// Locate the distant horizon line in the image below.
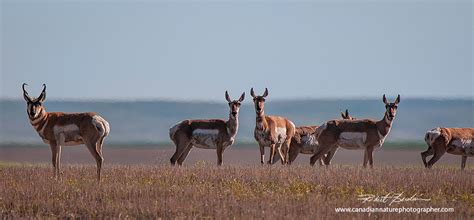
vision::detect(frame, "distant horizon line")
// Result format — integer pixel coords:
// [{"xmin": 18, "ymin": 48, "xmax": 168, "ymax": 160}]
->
[{"xmin": 1, "ymin": 96, "xmax": 472, "ymax": 103}]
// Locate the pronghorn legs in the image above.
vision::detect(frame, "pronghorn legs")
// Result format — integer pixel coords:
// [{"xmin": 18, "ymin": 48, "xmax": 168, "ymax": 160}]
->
[
  {"xmin": 170, "ymin": 134, "xmax": 190, "ymax": 165},
  {"xmin": 282, "ymin": 139, "xmax": 292, "ymax": 165},
  {"xmin": 277, "ymin": 143, "xmax": 286, "ymax": 165},
  {"xmin": 426, "ymin": 150, "xmax": 445, "ymax": 168},
  {"xmin": 259, "ymin": 144, "xmax": 265, "ymax": 165},
  {"xmin": 310, "ymin": 144, "xmax": 334, "ymax": 166},
  {"xmin": 49, "ymin": 142, "xmax": 59, "ymax": 179},
  {"xmin": 56, "ymin": 145, "xmax": 62, "ymax": 179},
  {"xmin": 323, "ymin": 147, "xmax": 338, "ymax": 166},
  {"xmin": 177, "ymin": 143, "xmax": 193, "ymax": 165},
  {"xmin": 368, "ymin": 148, "xmax": 374, "ymax": 168},
  {"xmin": 461, "ymin": 156, "xmax": 467, "ymax": 170},
  {"xmin": 52, "ymin": 133, "xmax": 66, "ymax": 180},
  {"xmin": 85, "ymin": 139, "xmax": 104, "ymax": 181},
  {"xmin": 268, "ymin": 144, "xmax": 277, "ymax": 164},
  {"xmin": 363, "ymin": 149, "xmax": 369, "ymax": 168},
  {"xmin": 363, "ymin": 147, "xmax": 375, "ymax": 168},
  {"xmin": 421, "ymin": 146, "xmax": 434, "ymax": 167},
  {"xmin": 216, "ymin": 146, "xmax": 224, "ymax": 166}
]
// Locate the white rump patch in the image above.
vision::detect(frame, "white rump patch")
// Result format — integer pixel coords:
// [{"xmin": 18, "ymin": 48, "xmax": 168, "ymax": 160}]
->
[
  {"xmin": 301, "ymin": 134, "xmax": 318, "ymax": 146},
  {"xmin": 191, "ymin": 129, "xmax": 219, "ymax": 149},
  {"xmin": 92, "ymin": 115, "xmax": 110, "ymax": 136},
  {"xmin": 275, "ymin": 127, "xmax": 286, "ymax": 135},
  {"xmin": 338, "ymin": 132, "xmax": 367, "ymax": 149},
  {"xmin": 299, "ymin": 134, "xmax": 319, "ymax": 154},
  {"xmin": 275, "ymin": 127, "xmax": 287, "ymax": 143},
  {"xmin": 425, "ymin": 128, "xmax": 441, "ymax": 146}
]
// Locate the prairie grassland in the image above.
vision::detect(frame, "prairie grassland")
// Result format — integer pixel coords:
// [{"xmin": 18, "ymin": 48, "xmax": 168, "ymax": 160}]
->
[{"xmin": 0, "ymin": 163, "xmax": 473, "ymax": 219}]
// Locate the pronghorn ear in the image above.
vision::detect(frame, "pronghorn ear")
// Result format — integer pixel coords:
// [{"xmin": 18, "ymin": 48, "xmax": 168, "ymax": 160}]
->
[
  {"xmin": 238, "ymin": 92, "xmax": 245, "ymax": 102},
  {"xmin": 250, "ymin": 88, "xmax": 256, "ymax": 98},
  {"xmin": 394, "ymin": 94, "xmax": 400, "ymax": 104},
  {"xmin": 383, "ymin": 94, "xmax": 388, "ymax": 105},
  {"xmin": 341, "ymin": 111, "xmax": 346, "ymax": 119},
  {"xmin": 225, "ymin": 91, "xmax": 231, "ymax": 103},
  {"xmin": 38, "ymin": 84, "xmax": 46, "ymax": 103},
  {"xmin": 262, "ymin": 88, "xmax": 268, "ymax": 97},
  {"xmin": 22, "ymin": 83, "xmax": 32, "ymax": 103}
]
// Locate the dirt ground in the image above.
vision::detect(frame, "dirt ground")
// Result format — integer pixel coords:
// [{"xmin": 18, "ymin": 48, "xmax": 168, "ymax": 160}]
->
[{"xmin": 0, "ymin": 145, "xmax": 468, "ymax": 168}]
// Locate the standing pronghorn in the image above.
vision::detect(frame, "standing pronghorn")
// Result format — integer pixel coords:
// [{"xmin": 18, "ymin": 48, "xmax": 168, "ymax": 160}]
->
[
  {"xmin": 22, "ymin": 84, "xmax": 110, "ymax": 180},
  {"xmin": 251, "ymin": 88, "xmax": 296, "ymax": 165},
  {"xmin": 169, "ymin": 91, "xmax": 245, "ymax": 166},
  {"xmin": 310, "ymin": 95, "xmax": 400, "ymax": 168},
  {"xmin": 422, "ymin": 127, "xmax": 474, "ymax": 170},
  {"xmin": 288, "ymin": 109, "xmax": 356, "ymax": 164}
]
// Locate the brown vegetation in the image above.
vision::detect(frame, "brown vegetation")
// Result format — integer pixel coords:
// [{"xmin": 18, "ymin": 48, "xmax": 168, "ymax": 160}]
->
[{"xmin": 0, "ymin": 163, "xmax": 472, "ymax": 219}]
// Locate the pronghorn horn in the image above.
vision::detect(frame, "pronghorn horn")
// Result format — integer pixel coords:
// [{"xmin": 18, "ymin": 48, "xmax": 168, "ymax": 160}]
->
[
  {"xmin": 345, "ymin": 109, "xmax": 349, "ymax": 117},
  {"xmin": 22, "ymin": 83, "xmax": 28, "ymax": 95},
  {"xmin": 22, "ymin": 83, "xmax": 32, "ymax": 102},
  {"xmin": 383, "ymin": 94, "xmax": 388, "ymax": 104},
  {"xmin": 238, "ymin": 92, "xmax": 245, "ymax": 102},
  {"xmin": 262, "ymin": 88, "xmax": 268, "ymax": 97},
  {"xmin": 250, "ymin": 88, "xmax": 256, "ymax": 98},
  {"xmin": 225, "ymin": 91, "xmax": 231, "ymax": 103},
  {"xmin": 38, "ymin": 84, "xmax": 46, "ymax": 102}
]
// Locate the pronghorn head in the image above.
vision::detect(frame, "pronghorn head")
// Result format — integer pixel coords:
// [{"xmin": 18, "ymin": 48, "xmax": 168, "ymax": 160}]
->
[
  {"xmin": 225, "ymin": 91, "xmax": 245, "ymax": 118},
  {"xmin": 383, "ymin": 94, "xmax": 400, "ymax": 121},
  {"xmin": 22, "ymin": 83, "xmax": 46, "ymax": 119},
  {"xmin": 341, "ymin": 109, "xmax": 356, "ymax": 120},
  {"xmin": 250, "ymin": 88, "xmax": 268, "ymax": 117}
]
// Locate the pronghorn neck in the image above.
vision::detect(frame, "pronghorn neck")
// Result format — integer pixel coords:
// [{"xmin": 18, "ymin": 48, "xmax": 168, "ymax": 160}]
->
[
  {"xmin": 226, "ymin": 113, "xmax": 239, "ymax": 136},
  {"xmin": 377, "ymin": 112, "xmax": 393, "ymax": 137},
  {"xmin": 29, "ymin": 108, "xmax": 48, "ymax": 126},
  {"xmin": 255, "ymin": 113, "xmax": 267, "ymax": 131},
  {"xmin": 29, "ymin": 108, "xmax": 49, "ymax": 138}
]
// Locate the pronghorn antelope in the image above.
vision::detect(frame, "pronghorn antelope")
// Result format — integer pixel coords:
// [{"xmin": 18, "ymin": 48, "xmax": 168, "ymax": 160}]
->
[
  {"xmin": 169, "ymin": 91, "xmax": 245, "ymax": 166},
  {"xmin": 422, "ymin": 127, "xmax": 474, "ymax": 170},
  {"xmin": 341, "ymin": 109, "xmax": 356, "ymax": 120},
  {"xmin": 310, "ymin": 95, "xmax": 400, "ymax": 168},
  {"xmin": 288, "ymin": 109, "xmax": 356, "ymax": 164},
  {"xmin": 22, "ymin": 84, "xmax": 110, "ymax": 180},
  {"xmin": 251, "ymin": 88, "xmax": 296, "ymax": 165}
]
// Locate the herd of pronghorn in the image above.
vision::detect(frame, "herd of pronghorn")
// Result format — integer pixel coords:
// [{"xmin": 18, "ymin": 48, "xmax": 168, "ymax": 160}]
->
[{"xmin": 22, "ymin": 84, "xmax": 473, "ymax": 180}]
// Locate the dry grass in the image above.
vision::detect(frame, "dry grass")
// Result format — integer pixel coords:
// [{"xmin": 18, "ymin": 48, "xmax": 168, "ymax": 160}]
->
[{"xmin": 0, "ymin": 162, "xmax": 473, "ymax": 219}]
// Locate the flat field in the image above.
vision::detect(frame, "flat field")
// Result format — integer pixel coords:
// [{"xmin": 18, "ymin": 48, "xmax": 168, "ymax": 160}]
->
[{"xmin": 0, "ymin": 146, "xmax": 473, "ymax": 219}]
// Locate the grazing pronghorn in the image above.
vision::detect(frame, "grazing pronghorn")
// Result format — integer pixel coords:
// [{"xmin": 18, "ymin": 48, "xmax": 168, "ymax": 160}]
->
[
  {"xmin": 169, "ymin": 91, "xmax": 245, "ymax": 166},
  {"xmin": 22, "ymin": 83, "xmax": 110, "ymax": 180},
  {"xmin": 422, "ymin": 127, "xmax": 474, "ymax": 170},
  {"xmin": 288, "ymin": 109, "xmax": 356, "ymax": 164},
  {"xmin": 310, "ymin": 95, "xmax": 400, "ymax": 168},
  {"xmin": 251, "ymin": 88, "xmax": 296, "ymax": 165}
]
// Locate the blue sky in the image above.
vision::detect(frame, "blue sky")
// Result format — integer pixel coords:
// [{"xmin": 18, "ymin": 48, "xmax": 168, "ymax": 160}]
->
[{"xmin": 1, "ymin": 0, "xmax": 472, "ymax": 101}]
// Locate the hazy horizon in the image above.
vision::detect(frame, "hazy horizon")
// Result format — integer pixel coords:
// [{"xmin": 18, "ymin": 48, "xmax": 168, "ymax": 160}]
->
[
  {"xmin": 2, "ymin": 98, "xmax": 472, "ymax": 144},
  {"xmin": 1, "ymin": 95, "xmax": 472, "ymax": 103}
]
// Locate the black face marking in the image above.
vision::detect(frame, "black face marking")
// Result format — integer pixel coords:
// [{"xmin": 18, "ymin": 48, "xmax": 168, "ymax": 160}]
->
[{"xmin": 27, "ymin": 100, "xmax": 43, "ymax": 118}]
